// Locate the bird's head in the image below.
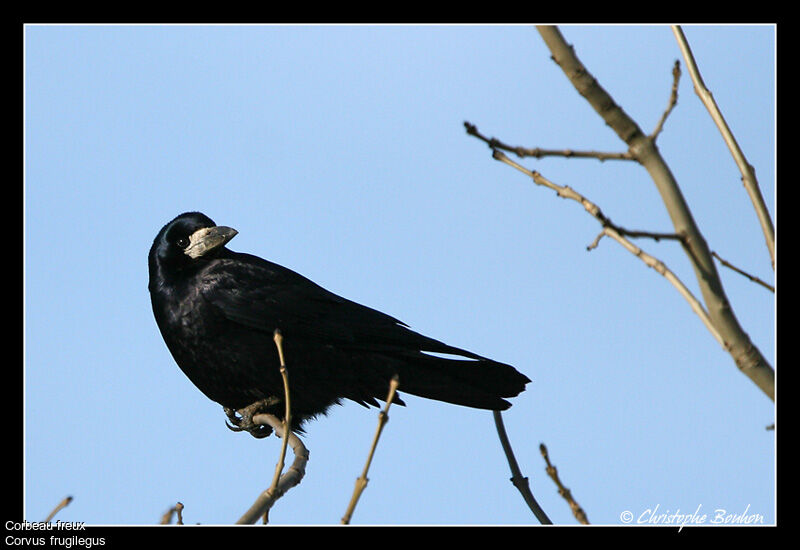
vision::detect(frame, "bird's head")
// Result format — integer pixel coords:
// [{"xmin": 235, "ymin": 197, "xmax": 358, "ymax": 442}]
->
[{"xmin": 148, "ymin": 212, "xmax": 238, "ymax": 285}]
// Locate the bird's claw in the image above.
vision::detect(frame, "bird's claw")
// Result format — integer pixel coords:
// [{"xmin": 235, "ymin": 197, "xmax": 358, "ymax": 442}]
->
[{"xmin": 223, "ymin": 399, "xmax": 280, "ymax": 439}]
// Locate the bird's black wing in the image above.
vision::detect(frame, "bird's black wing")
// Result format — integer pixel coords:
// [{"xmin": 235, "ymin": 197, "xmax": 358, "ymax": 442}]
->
[
  {"xmin": 199, "ymin": 252, "xmax": 487, "ymax": 359},
  {"xmin": 199, "ymin": 252, "xmax": 529, "ymax": 411}
]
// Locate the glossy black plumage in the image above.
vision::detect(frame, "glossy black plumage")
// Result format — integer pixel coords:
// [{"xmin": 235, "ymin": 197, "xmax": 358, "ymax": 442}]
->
[{"xmin": 148, "ymin": 212, "xmax": 530, "ymax": 431}]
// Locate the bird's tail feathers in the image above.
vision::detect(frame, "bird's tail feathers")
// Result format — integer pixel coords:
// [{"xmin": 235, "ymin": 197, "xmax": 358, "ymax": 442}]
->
[{"xmin": 380, "ymin": 348, "xmax": 530, "ymax": 411}]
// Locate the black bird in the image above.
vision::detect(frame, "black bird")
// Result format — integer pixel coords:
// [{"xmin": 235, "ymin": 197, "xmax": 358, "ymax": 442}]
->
[{"xmin": 148, "ymin": 212, "xmax": 529, "ymax": 433}]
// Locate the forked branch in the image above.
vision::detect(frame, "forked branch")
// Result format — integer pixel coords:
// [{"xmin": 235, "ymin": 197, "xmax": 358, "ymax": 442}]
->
[
  {"xmin": 236, "ymin": 413, "xmax": 309, "ymax": 524},
  {"xmin": 521, "ymin": 26, "xmax": 774, "ymax": 400},
  {"xmin": 236, "ymin": 330, "xmax": 309, "ymax": 525},
  {"xmin": 471, "ymin": 142, "xmax": 726, "ymax": 348}
]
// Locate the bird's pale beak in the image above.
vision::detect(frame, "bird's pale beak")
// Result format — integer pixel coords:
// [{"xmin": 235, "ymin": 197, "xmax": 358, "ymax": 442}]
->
[{"xmin": 184, "ymin": 226, "xmax": 238, "ymax": 259}]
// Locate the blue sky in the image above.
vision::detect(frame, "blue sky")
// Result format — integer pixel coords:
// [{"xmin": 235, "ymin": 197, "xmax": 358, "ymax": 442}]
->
[{"xmin": 24, "ymin": 24, "xmax": 775, "ymax": 526}]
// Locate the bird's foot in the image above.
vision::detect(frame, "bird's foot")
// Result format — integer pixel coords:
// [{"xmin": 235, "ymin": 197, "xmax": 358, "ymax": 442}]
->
[{"xmin": 224, "ymin": 398, "xmax": 281, "ymax": 439}]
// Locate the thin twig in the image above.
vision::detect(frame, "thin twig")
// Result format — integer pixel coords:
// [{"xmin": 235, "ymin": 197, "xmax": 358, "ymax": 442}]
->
[
  {"xmin": 160, "ymin": 502, "xmax": 185, "ymax": 525},
  {"xmin": 175, "ymin": 502, "xmax": 184, "ymax": 525},
  {"xmin": 711, "ymin": 251, "xmax": 774, "ymax": 293},
  {"xmin": 468, "ymin": 123, "xmax": 684, "ymax": 247},
  {"xmin": 236, "ymin": 330, "xmax": 307, "ymax": 525},
  {"xmin": 650, "ymin": 60, "xmax": 681, "ymax": 140},
  {"xmin": 43, "ymin": 496, "xmax": 73, "ymax": 522},
  {"xmin": 483, "ymin": 146, "xmax": 725, "ymax": 348},
  {"xmin": 604, "ymin": 226, "xmax": 724, "ymax": 346},
  {"xmin": 493, "ymin": 411, "xmax": 552, "ymax": 524},
  {"xmin": 540, "ymin": 444, "xmax": 589, "ymax": 525},
  {"xmin": 236, "ymin": 413, "xmax": 309, "ymax": 524},
  {"xmin": 341, "ymin": 375, "xmax": 400, "ymax": 525},
  {"xmin": 672, "ymin": 25, "xmax": 774, "ymax": 270},
  {"xmin": 587, "ymin": 227, "xmax": 684, "ymax": 250},
  {"xmin": 265, "ymin": 329, "xmax": 291, "ymax": 523},
  {"xmin": 464, "ymin": 122, "xmax": 632, "ymax": 162}
]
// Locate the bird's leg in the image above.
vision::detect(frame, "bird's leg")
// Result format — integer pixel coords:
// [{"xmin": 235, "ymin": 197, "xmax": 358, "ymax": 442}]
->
[{"xmin": 224, "ymin": 397, "xmax": 282, "ymax": 439}]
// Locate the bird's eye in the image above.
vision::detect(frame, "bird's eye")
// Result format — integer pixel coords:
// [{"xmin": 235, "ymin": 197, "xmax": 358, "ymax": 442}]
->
[{"xmin": 176, "ymin": 237, "xmax": 190, "ymax": 249}]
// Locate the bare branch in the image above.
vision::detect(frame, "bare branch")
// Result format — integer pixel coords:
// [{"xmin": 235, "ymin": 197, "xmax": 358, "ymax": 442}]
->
[
  {"xmin": 535, "ymin": 26, "xmax": 645, "ymax": 146},
  {"xmin": 486, "ymin": 148, "xmax": 725, "ymax": 348},
  {"xmin": 470, "ymin": 134, "xmax": 679, "ymax": 246},
  {"xmin": 236, "ymin": 413, "xmax": 309, "ymax": 524},
  {"xmin": 43, "ymin": 496, "xmax": 73, "ymax": 523},
  {"xmin": 160, "ymin": 502, "xmax": 184, "ymax": 525},
  {"xmin": 467, "ymin": 123, "xmax": 666, "ymax": 240},
  {"xmin": 341, "ymin": 375, "xmax": 400, "ymax": 525},
  {"xmin": 266, "ymin": 329, "xmax": 292, "ymax": 523},
  {"xmin": 650, "ymin": 60, "xmax": 682, "ymax": 140},
  {"xmin": 493, "ymin": 411, "xmax": 552, "ymax": 524},
  {"xmin": 535, "ymin": 25, "xmax": 774, "ymax": 400},
  {"xmin": 672, "ymin": 25, "xmax": 775, "ymax": 269},
  {"xmin": 236, "ymin": 330, "xmax": 308, "ymax": 525},
  {"xmin": 587, "ymin": 227, "xmax": 684, "ymax": 250},
  {"xmin": 540, "ymin": 444, "xmax": 589, "ymax": 525},
  {"xmin": 602, "ymin": 226, "xmax": 725, "ymax": 346},
  {"xmin": 174, "ymin": 502, "xmax": 184, "ymax": 525},
  {"xmin": 464, "ymin": 121, "xmax": 632, "ymax": 162},
  {"xmin": 712, "ymin": 251, "xmax": 775, "ymax": 293}
]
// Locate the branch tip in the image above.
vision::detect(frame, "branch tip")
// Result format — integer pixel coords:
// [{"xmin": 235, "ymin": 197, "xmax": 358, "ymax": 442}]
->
[{"xmin": 540, "ymin": 444, "xmax": 589, "ymax": 525}]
